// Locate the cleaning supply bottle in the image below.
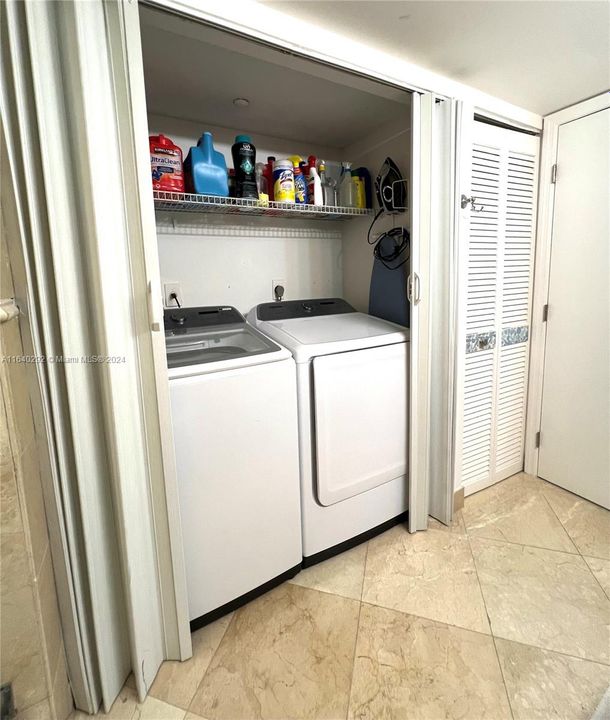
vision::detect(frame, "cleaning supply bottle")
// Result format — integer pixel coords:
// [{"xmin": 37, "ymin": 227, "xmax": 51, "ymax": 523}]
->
[
  {"xmin": 307, "ymin": 160, "xmax": 323, "ymax": 206},
  {"xmin": 231, "ymin": 135, "xmax": 257, "ymax": 199},
  {"xmin": 149, "ymin": 134, "xmax": 184, "ymax": 193},
  {"xmin": 183, "ymin": 132, "xmax": 228, "ymax": 196},
  {"xmin": 338, "ymin": 161, "xmax": 356, "ymax": 208},
  {"xmin": 264, "ymin": 156, "xmax": 275, "ymax": 201},
  {"xmin": 352, "ymin": 175, "xmax": 366, "ymax": 209},
  {"xmin": 318, "ymin": 161, "xmax": 336, "ymax": 207},
  {"xmin": 354, "ymin": 167, "xmax": 372, "ymax": 208},
  {"xmin": 293, "ymin": 161, "xmax": 308, "ymax": 205},
  {"xmin": 273, "ymin": 160, "xmax": 295, "ymax": 203},
  {"xmin": 255, "ymin": 162, "xmax": 269, "ymax": 205}
]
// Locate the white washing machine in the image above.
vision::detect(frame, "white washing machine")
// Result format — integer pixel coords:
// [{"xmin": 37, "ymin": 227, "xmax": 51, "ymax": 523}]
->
[
  {"xmin": 166, "ymin": 306, "xmax": 302, "ymax": 628},
  {"xmin": 248, "ymin": 298, "xmax": 409, "ymax": 564}
]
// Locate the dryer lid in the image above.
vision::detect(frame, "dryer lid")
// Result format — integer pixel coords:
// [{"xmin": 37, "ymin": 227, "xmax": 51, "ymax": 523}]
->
[{"xmin": 274, "ymin": 313, "xmax": 408, "ymax": 345}]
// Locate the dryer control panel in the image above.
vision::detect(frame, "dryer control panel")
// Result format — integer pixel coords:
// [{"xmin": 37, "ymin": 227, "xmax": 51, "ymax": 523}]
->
[{"xmin": 256, "ymin": 297, "xmax": 355, "ymax": 321}]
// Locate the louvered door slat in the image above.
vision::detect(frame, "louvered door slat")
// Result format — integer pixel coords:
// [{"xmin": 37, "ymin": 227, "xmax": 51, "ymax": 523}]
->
[{"xmin": 457, "ymin": 122, "xmax": 539, "ymax": 496}]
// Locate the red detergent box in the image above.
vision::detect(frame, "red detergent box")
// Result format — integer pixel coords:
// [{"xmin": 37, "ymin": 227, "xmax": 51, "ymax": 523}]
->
[{"xmin": 150, "ymin": 134, "xmax": 184, "ymax": 193}]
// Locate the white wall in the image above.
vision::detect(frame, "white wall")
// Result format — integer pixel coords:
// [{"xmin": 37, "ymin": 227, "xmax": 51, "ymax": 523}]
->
[
  {"xmin": 150, "ymin": 114, "xmax": 344, "ymax": 312},
  {"xmin": 342, "ymin": 114, "xmax": 411, "ymax": 313}
]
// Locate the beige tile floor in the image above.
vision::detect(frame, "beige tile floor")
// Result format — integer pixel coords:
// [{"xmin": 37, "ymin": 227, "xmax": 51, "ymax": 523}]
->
[{"xmin": 72, "ymin": 473, "xmax": 610, "ymax": 720}]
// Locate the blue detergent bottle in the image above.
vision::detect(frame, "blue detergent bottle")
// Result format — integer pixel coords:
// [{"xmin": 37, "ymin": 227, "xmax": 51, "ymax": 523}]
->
[{"xmin": 184, "ymin": 132, "xmax": 229, "ymax": 197}]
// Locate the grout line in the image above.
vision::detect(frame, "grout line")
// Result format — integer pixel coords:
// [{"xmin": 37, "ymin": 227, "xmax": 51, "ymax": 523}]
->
[
  {"xmin": 466, "ymin": 533, "xmax": 582, "ymax": 557},
  {"xmin": 488, "ymin": 634, "xmax": 610, "ymax": 668},
  {"xmin": 537, "ymin": 482, "xmax": 581, "ymax": 555},
  {"xmin": 359, "ymin": 540, "xmax": 370, "ymax": 603},
  {"xmin": 345, "ymin": 598, "xmax": 364, "ymax": 720},
  {"xmin": 581, "ymin": 556, "xmax": 610, "ymax": 602},
  {"xmin": 184, "ymin": 612, "xmax": 236, "ymax": 715},
  {"xmin": 466, "ymin": 533, "xmax": 515, "ymax": 720}
]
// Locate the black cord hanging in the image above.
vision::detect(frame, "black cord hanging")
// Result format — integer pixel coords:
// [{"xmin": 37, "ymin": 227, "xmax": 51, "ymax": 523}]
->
[{"xmin": 367, "ymin": 209, "xmax": 410, "ymax": 270}]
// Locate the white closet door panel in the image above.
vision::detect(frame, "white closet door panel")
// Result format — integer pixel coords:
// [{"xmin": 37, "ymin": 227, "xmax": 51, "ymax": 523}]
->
[
  {"xmin": 461, "ymin": 350, "xmax": 494, "ymax": 486},
  {"xmin": 466, "ymin": 146, "xmax": 500, "ymax": 334},
  {"xmin": 495, "ymin": 344, "xmax": 529, "ymax": 477},
  {"xmin": 458, "ymin": 121, "xmax": 539, "ymax": 495}
]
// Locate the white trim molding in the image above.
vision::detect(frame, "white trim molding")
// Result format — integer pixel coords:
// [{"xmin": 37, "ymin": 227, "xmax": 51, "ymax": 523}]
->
[{"xmin": 524, "ymin": 92, "xmax": 610, "ymax": 475}]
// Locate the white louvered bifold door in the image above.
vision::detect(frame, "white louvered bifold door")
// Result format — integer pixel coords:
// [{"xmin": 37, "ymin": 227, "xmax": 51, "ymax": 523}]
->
[{"xmin": 456, "ymin": 121, "xmax": 539, "ymax": 495}]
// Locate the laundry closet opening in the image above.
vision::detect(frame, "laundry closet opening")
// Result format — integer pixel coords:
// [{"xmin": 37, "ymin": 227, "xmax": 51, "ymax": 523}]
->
[
  {"xmin": 139, "ymin": 4, "xmax": 414, "ymax": 630},
  {"xmin": 139, "ymin": 5, "xmax": 413, "ymax": 314}
]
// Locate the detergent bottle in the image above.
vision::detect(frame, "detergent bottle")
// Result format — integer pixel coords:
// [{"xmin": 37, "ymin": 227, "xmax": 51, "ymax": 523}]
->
[
  {"xmin": 231, "ymin": 135, "xmax": 258, "ymax": 199},
  {"xmin": 184, "ymin": 132, "xmax": 228, "ymax": 196},
  {"xmin": 149, "ymin": 134, "xmax": 184, "ymax": 193}
]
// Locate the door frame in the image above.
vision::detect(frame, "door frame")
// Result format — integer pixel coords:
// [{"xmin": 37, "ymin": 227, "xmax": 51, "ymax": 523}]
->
[{"xmin": 524, "ymin": 93, "xmax": 610, "ymax": 475}]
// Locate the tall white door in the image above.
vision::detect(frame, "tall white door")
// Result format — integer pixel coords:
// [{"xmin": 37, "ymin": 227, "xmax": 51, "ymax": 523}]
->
[
  {"xmin": 455, "ymin": 120, "xmax": 540, "ymax": 496},
  {"xmin": 537, "ymin": 108, "xmax": 610, "ymax": 509}
]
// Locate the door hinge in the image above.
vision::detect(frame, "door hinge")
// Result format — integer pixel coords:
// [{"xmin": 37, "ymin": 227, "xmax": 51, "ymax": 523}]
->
[
  {"xmin": 551, "ymin": 164, "xmax": 557, "ymax": 184},
  {"xmin": 542, "ymin": 304, "xmax": 549, "ymax": 322},
  {"xmin": 535, "ymin": 431, "xmax": 541, "ymax": 448}
]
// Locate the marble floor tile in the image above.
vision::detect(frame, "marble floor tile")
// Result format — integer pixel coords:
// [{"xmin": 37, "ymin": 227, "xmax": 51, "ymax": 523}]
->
[
  {"xmin": 71, "ymin": 687, "xmax": 185, "ymax": 720},
  {"xmin": 289, "ymin": 542, "xmax": 367, "ymax": 600},
  {"xmin": 71, "ymin": 686, "xmax": 138, "ymax": 720},
  {"xmin": 463, "ymin": 473, "xmax": 577, "ymax": 552},
  {"xmin": 132, "ymin": 695, "xmax": 185, "ymax": 720},
  {"xmin": 427, "ymin": 509, "xmax": 466, "ymax": 534},
  {"xmin": 541, "ymin": 481, "xmax": 610, "ymax": 559},
  {"xmin": 149, "ymin": 614, "xmax": 232, "ymax": 710},
  {"xmin": 362, "ymin": 524, "xmax": 490, "ymax": 633},
  {"xmin": 18, "ymin": 699, "xmax": 52, "ymax": 720},
  {"xmin": 348, "ymin": 603, "xmax": 511, "ymax": 720},
  {"xmin": 471, "ymin": 538, "xmax": 610, "ymax": 663},
  {"xmin": 189, "ymin": 583, "xmax": 360, "ymax": 720},
  {"xmin": 496, "ymin": 638, "xmax": 610, "ymax": 720},
  {"xmin": 584, "ymin": 556, "xmax": 610, "ymax": 598}
]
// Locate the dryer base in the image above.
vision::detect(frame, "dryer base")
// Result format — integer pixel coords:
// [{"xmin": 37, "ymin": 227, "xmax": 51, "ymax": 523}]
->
[
  {"xmin": 189, "ymin": 562, "xmax": 302, "ymax": 632},
  {"xmin": 302, "ymin": 511, "xmax": 408, "ymax": 568}
]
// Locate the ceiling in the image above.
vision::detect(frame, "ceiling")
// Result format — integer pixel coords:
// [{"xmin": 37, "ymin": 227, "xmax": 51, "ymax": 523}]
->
[
  {"xmin": 140, "ymin": 9, "xmax": 410, "ymax": 149},
  {"xmin": 259, "ymin": 1, "xmax": 610, "ymax": 115}
]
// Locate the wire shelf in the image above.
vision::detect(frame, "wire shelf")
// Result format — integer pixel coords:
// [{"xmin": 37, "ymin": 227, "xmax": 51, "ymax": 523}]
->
[{"xmin": 153, "ymin": 190, "xmax": 372, "ymax": 220}]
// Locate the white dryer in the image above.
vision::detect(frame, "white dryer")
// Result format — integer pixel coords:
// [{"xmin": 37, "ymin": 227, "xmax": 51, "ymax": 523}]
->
[{"xmin": 248, "ymin": 298, "xmax": 409, "ymax": 564}]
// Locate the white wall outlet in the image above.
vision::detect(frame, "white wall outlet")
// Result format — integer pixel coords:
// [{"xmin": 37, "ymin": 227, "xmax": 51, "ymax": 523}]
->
[
  {"xmin": 271, "ymin": 279, "xmax": 287, "ymax": 301},
  {"xmin": 164, "ymin": 282, "xmax": 182, "ymax": 308}
]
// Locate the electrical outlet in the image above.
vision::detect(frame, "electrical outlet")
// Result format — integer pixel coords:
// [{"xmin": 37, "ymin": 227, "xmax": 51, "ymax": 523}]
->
[
  {"xmin": 164, "ymin": 282, "xmax": 182, "ymax": 308},
  {"xmin": 272, "ymin": 279, "xmax": 286, "ymax": 301}
]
